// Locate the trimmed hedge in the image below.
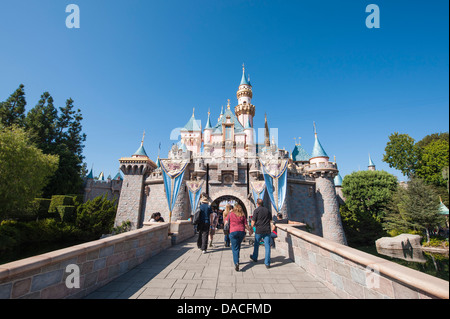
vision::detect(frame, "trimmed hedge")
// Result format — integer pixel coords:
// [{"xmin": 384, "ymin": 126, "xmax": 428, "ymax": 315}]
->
[
  {"xmin": 32, "ymin": 198, "xmax": 52, "ymax": 219},
  {"xmin": 48, "ymin": 195, "xmax": 75, "ymax": 213}
]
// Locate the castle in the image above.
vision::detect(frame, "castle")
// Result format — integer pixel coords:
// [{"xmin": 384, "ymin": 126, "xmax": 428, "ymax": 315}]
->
[{"xmin": 103, "ymin": 66, "xmax": 348, "ymax": 245}]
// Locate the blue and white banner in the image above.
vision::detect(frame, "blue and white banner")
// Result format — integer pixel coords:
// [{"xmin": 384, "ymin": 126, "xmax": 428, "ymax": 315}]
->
[
  {"xmin": 250, "ymin": 181, "xmax": 266, "ymax": 202},
  {"xmin": 186, "ymin": 180, "xmax": 204, "ymax": 215},
  {"xmin": 259, "ymin": 159, "xmax": 288, "ymax": 213},
  {"xmin": 160, "ymin": 159, "xmax": 189, "ymax": 222}
]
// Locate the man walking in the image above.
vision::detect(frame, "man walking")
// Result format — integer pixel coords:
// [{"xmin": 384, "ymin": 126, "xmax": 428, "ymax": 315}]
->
[
  {"xmin": 250, "ymin": 199, "xmax": 273, "ymax": 268},
  {"xmin": 197, "ymin": 193, "xmax": 212, "ymax": 253}
]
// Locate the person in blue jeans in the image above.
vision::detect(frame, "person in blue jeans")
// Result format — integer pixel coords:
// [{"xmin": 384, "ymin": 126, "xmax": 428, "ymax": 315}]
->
[
  {"xmin": 250, "ymin": 199, "xmax": 272, "ymax": 268},
  {"xmin": 225, "ymin": 204, "xmax": 253, "ymax": 271}
]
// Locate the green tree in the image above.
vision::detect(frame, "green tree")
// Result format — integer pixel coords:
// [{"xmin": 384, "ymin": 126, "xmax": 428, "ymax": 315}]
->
[
  {"xmin": 44, "ymin": 98, "xmax": 86, "ymax": 195},
  {"xmin": 25, "ymin": 94, "xmax": 86, "ymax": 196},
  {"xmin": 0, "ymin": 84, "xmax": 26, "ymax": 127},
  {"xmin": 383, "ymin": 133, "xmax": 420, "ymax": 178},
  {"xmin": 383, "ymin": 178, "xmax": 445, "ymax": 242},
  {"xmin": 415, "ymin": 132, "xmax": 449, "ymax": 150},
  {"xmin": 76, "ymin": 195, "xmax": 117, "ymax": 239},
  {"xmin": 415, "ymin": 139, "xmax": 449, "ymax": 187},
  {"xmin": 340, "ymin": 170, "xmax": 398, "ymax": 246},
  {"xmin": 25, "ymin": 92, "xmax": 58, "ymax": 154},
  {"xmin": 0, "ymin": 125, "xmax": 59, "ymax": 220}
]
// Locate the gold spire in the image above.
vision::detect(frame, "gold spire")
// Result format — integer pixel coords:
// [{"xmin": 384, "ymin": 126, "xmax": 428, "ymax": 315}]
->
[
  {"xmin": 192, "ymin": 107, "xmax": 195, "ymax": 116},
  {"xmin": 141, "ymin": 130, "xmax": 145, "ymax": 146},
  {"xmin": 227, "ymin": 99, "xmax": 231, "ymax": 109},
  {"xmin": 313, "ymin": 121, "xmax": 317, "ymax": 136}
]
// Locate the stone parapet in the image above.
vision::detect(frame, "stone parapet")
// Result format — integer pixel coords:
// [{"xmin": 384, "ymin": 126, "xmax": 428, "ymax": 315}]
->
[
  {"xmin": 304, "ymin": 161, "xmax": 338, "ymax": 178},
  {"xmin": 275, "ymin": 224, "xmax": 449, "ymax": 299},
  {"xmin": 0, "ymin": 224, "xmax": 171, "ymax": 299}
]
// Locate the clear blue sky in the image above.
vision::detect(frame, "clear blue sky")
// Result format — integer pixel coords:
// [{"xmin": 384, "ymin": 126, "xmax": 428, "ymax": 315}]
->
[{"xmin": 1, "ymin": 0, "xmax": 448, "ymax": 182}]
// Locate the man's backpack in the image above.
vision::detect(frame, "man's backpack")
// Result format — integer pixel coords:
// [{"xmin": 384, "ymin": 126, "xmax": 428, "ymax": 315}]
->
[{"xmin": 192, "ymin": 206, "xmax": 202, "ymax": 225}]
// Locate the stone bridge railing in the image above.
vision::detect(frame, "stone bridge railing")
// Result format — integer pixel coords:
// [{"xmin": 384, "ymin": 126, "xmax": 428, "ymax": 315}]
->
[
  {"xmin": 275, "ymin": 224, "xmax": 449, "ymax": 299},
  {"xmin": 0, "ymin": 221, "xmax": 194, "ymax": 299}
]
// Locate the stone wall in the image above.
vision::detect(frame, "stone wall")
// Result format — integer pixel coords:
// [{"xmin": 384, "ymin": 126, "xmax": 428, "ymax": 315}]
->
[
  {"xmin": 275, "ymin": 224, "xmax": 449, "ymax": 299},
  {"xmin": 115, "ymin": 174, "xmax": 145, "ymax": 229},
  {"xmin": 287, "ymin": 180, "xmax": 319, "ymax": 234},
  {"xmin": 0, "ymin": 224, "xmax": 173, "ymax": 299},
  {"xmin": 84, "ymin": 179, "xmax": 122, "ymax": 203}
]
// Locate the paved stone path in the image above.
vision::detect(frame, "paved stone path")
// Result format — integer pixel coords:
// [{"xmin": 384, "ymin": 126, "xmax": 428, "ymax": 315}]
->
[{"xmin": 85, "ymin": 232, "xmax": 339, "ymax": 299}]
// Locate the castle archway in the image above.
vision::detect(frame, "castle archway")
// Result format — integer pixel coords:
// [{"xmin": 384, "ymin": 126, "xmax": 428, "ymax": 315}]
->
[{"xmin": 211, "ymin": 195, "xmax": 248, "ymax": 217}]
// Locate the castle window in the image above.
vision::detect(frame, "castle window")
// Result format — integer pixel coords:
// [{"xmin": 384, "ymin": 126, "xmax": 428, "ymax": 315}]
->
[{"xmin": 225, "ymin": 126, "xmax": 232, "ymax": 140}]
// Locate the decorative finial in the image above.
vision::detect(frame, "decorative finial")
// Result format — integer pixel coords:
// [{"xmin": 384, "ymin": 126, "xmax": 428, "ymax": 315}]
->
[
  {"xmin": 334, "ymin": 155, "xmax": 336, "ymax": 163},
  {"xmin": 208, "ymin": 108, "xmax": 210, "ymax": 115},
  {"xmin": 242, "ymin": 63, "xmax": 245, "ymax": 72},
  {"xmin": 313, "ymin": 122, "xmax": 317, "ymax": 136},
  {"xmin": 192, "ymin": 107, "xmax": 195, "ymax": 116},
  {"xmin": 298, "ymin": 137, "xmax": 302, "ymax": 146},
  {"xmin": 141, "ymin": 130, "xmax": 145, "ymax": 146},
  {"xmin": 227, "ymin": 99, "xmax": 231, "ymax": 109}
]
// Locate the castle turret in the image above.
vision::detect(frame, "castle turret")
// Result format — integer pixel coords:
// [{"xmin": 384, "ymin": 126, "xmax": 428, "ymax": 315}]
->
[
  {"xmin": 235, "ymin": 64, "xmax": 255, "ymax": 128},
  {"xmin": 180, "ymin": 108, "xmax": 202, "ymax": 155},
  {"xmin": 368, "ymin": 154, "xmax": 376, "ymax": 171},
  {"xmin": 115, "ymin": 132, "xmax": 157, "ymax": 229},
  {"xmin": 306, "ymin": 123, "xmax": 347, "ymax": 245},
  {"xmin": 203, "ymin": 110, "xmax": 213, "ymax": 152}
]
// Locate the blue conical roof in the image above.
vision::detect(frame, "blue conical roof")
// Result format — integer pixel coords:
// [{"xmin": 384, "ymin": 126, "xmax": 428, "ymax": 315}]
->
[
  {"xmin": 205, "ymin": 112, "xmax": 213, "ymax": 129},
  {"xmin": 311, "ymin": 134, "xmax": 328, "ymax": 159},
  {"xmin": 113, "ymin": 172, "xmax": 123, "ymax": 180},
  {"xmin": 240, "ymin": 66, "xmax": 251, "ymax": 86},
  {"xmin": 133, "ymin": 143, "xmax": 148, "ymax": 157},
  {"xmin": 292, "ymin": 144, "xmax": 311, "ymax": 162},
  {"xmin": 334, "ymin": 173, "xmax": 343, "ymax": 187},
  {"xmin": 181, "ymin": 113, "xmax": 202, "ymax": 131},
  {"xmin": 86, "ymin": 168, "xmax": 94, "ymax": 179},
  {"xmin": 368, "ymin": 154, "xmax": 375, "ymax": 167}
]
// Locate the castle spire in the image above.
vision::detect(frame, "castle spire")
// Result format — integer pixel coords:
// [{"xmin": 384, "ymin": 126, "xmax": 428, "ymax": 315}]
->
[
  {"xmin": 264, "ymin": 113, "xmax": 270, "ymax": 147},
  {"xmin": 133, "ymin": 131, "xmax": 148, "ymax": 157},
  {"xmin": 368, "ymin": 153, "xmax": 376, "ymax": 171},
  {"xmin": 310, "ymin": 122, "xmax": 329, "ymax": 161},
  {"xmin": 240, "ymin": 63, "xmax": 250, "ymax": 86}
]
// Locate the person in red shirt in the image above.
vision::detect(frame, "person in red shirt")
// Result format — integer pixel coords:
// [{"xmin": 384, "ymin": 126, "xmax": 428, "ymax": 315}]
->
[{"xmin": 225, "ymin": 204, "xmax": 253, "ymax": 271}]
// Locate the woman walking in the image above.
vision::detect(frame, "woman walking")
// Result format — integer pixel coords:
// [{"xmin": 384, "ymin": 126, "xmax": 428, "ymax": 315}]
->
[{"xmin": 225, "ymin": 204, "xmax": 253, "ymax": 271}]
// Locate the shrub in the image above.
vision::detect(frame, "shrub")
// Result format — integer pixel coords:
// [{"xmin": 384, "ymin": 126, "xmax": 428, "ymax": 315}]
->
[
  {"xmin": 56, "ymin": 205, "xmax": 76, "ymax": 223},
  {"xmin": 76, "ymin": 195, "xmax": 117, "ymax": 239}
]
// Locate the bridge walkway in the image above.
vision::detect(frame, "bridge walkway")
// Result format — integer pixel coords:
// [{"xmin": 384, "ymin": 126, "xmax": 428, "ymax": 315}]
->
[{"xmin": 85, "ymin": 232, "xmax": 339, "ymax": 299}]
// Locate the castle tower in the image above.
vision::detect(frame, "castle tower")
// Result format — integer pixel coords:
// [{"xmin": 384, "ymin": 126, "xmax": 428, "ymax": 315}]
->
[
  {"xmin": 204, "ymin": 110, "xmax": 213, "ymax": 142},
  {"xmin": 244, "ymin": 116, "xmax": 255, "ymax": 154},
  {"xmin": 368, "ymin": 154, "xmax": 376, "ymax": 171},
  {"xmin": 180, "ymin": 108, "xmax": 202, "ymax": 155},
  {"xmin": 115, "ymin": 132, "xmax": 157, "ymax": 230},
  {"xmin": 307, "ymin": 123, "xmax": 347, "ymax": 245},
  {"xmin": 235, "ymin": 64, "xmax": 255, "ymax": 128}
]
